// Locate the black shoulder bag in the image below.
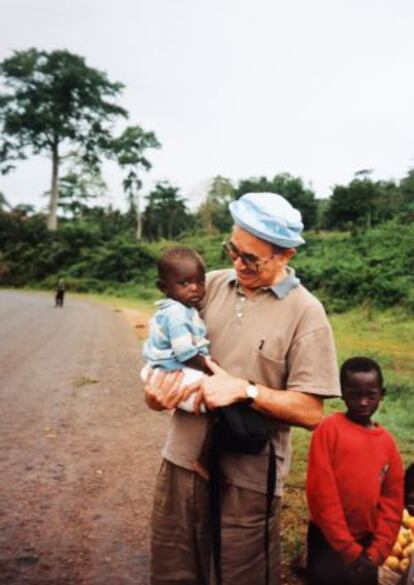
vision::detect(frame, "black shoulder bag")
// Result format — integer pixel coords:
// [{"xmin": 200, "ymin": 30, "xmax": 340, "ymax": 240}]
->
[{"xmin": 207, "ymin": 403, "xmax": 276, "ymax": 585}]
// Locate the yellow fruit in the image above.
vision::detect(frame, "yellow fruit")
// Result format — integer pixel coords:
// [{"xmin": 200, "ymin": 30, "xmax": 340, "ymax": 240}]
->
[
  {"xmin": 400, "ymin": 558, "xmax": 410, "ymax": 572},
  {"xmin": 398, "ymin": 530, "xmax": 410, "ymax": 548},
  {"xmin": 403, "ymin": 509, "xmax": 411, "ymax": 528},
  {"xmin": 392, "ymin": 542, "xmax": 403, "ymax": 557},
  {"xmin": 404, "ymin": 528, "xmax": 413, "ymax": 542},
  {"xmin": 408, "ymin": 517, "xmax": 414, "ymax": 532},
  {"xmin": 402, "ymin": 542, "xmax": 414, "ymax": 558},
  {"xmin": 385, "ymin": 556, "xmax": 401, "ymax": 571}
]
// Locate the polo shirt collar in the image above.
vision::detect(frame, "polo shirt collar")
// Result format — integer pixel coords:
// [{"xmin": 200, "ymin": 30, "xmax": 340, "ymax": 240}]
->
[{"xmin": 226, "ymin": 267, "xmax": 300, "ymax": 299}]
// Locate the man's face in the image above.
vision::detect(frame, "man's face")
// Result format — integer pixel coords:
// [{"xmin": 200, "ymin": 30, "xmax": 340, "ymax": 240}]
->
[
  {"xmin": 160, "ymin": 259, "xmax": 206, "ymax": 309},
  {"xmin": 341, "ymin": 370, "xmax": 383, "ymax": 426},
  {"xmin": 229, "ymin": 226, "xmax": 293, "ymax": 291}
]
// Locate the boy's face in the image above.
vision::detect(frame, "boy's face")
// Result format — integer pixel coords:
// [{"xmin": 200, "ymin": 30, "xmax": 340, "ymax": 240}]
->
[
  {"xmin": 160, "ymin": 259, "xmax": 206, "ymax": 309},
  {"xmin": 341, "ymin": 369, "xmax": 383, "ymax": 426}
]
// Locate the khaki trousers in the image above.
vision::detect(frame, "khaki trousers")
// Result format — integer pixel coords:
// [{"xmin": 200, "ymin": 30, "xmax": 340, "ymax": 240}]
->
[{"xmin": 150, "ymin": 460, "xmax": 281, "ymax": 585}]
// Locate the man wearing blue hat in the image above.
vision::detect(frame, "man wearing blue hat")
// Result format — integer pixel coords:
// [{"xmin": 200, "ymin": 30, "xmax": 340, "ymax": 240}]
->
[{"xmin": 145, "ymin": 192, "xmax": 340, "ymax": 585}]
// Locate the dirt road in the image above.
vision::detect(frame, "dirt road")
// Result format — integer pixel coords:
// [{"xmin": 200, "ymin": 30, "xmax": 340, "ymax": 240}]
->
[{"xmin": 0, "ymin": 291, "xmax": 168, "ymax": 585}]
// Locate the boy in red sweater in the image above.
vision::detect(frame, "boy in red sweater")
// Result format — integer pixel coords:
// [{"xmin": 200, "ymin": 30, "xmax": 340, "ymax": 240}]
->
[{"xmin": 306, "ymin": 357, "xmax": 404, "ymax": 585}]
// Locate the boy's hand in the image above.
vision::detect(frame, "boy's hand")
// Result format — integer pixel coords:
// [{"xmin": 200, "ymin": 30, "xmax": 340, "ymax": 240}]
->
[
  {"xmin": 144, "ymin": 369, "xmax": 185, "ymax": 411},
  {"xmin": 349, "ymin": 553, "xmax": 378, "ymax": 585}
]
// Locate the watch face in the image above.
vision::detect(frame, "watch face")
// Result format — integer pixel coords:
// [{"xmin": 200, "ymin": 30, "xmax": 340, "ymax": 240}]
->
[{"xmin": 246, "ymin": 384, "xmax": 258, "ymax": 400}]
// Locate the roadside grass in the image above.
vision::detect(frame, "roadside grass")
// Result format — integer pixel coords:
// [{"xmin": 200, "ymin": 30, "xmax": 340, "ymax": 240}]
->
[{"xmin": 71, "ymin": 290, "xmax": 157, "ymax": 313}]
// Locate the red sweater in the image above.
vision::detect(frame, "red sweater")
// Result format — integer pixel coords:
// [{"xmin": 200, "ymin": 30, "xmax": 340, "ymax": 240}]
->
[{"xmin": 306, "ymin": 413, "xmax": 403, "ymax": 565}]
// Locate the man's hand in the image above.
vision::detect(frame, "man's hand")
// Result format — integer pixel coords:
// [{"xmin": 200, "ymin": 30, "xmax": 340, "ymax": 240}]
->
[
  {"xmin": 202, "ymin": 358, "xmax": 247, "ymax": 408},
  {"xmin": 144, "ymin": 369, "xmax": 185, "ymax": 411},
  {"xmin": 182, "ymin": 358, "xmax": 246, "ymax": 410}
]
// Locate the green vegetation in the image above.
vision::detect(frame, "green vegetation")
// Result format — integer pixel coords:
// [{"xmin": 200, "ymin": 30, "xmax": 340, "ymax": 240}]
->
[
  {"xmin": 324, "ymin": 171, "xmax": 414, "ymax": 230},
  {"xmin": 293, "ymin": 222, "xmax": 414, "ymax": 312},
  {"xmin": 1, "ymin": 215, "xmax": 413, "ymax": 314}
]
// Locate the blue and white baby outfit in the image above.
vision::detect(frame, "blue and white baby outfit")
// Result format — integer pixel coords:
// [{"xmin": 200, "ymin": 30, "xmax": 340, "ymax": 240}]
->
[{"xmin": 142, "ymin": 298, "xmax": 210, "ymax": 413}]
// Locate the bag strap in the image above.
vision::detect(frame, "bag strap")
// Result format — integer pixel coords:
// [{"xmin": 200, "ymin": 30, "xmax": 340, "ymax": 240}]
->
[
  {"xmin": 209, "ymin": 427, "xmax": 222, "ymax": 584},
  {"xmin": 264, "ymin": 441, "xmax": 276, "ymax": 585},
  {"xmin": 209, "ymin": 435, "xmax": 277, "ymax": 585}
]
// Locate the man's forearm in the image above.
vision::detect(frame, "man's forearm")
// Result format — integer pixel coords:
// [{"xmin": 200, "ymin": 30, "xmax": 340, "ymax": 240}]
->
[
  {"xmin": 252, "ymin": 385, "xmax": 323, "ymax": 430},
  {"xmin": 198, "ymin": 362, "xmax": 324, "ymax": 428}
]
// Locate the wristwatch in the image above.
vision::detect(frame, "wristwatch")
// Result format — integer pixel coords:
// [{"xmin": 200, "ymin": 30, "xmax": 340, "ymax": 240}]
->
[{"xmin": 245, "ymin": 382, "xmax": 259, "ymax": 404}]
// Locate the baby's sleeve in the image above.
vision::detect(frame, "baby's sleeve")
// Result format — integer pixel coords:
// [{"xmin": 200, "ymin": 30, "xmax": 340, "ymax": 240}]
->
[{"xmin": 164, "ymin": 305, "xmax": 199, "ymax": 363}]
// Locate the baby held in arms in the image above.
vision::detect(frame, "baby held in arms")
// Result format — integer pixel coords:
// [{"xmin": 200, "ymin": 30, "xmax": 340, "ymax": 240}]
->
[{"xmin": 141, "ymin": 246, "xmax": 213, "ymax": 414}]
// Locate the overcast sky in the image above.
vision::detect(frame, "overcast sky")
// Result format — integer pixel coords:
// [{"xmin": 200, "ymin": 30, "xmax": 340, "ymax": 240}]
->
[{"xmin": 1, "ymin": 0, "xmax": 414, "ymax": 211}]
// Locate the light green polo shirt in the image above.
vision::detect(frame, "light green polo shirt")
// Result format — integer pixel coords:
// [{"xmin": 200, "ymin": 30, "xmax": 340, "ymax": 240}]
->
[{"xmin": 162, "ymin": 267, "xmax": 340, "ymax": 496}]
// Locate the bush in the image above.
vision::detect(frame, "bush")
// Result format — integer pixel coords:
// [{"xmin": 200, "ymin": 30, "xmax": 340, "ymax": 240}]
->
[
  {"xmin": 67, "ymin": 237, "xmax": 157, "ymax": 282},
  {"xmin": 2, "ymin": 214, "xmax": 413, "ymax": 313},
  {"xmin": 293, "ymin": 222, "xmax": 414, "ymax": 312}
]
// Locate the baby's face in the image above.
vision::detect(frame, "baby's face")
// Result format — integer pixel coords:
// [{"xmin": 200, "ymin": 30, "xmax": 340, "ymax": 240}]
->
[{"xmin": 162, "ymin": 260, "xmax": 206, "ymax": 309}]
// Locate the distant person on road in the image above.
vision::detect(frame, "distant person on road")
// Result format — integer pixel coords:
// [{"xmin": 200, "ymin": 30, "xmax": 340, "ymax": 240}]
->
[
  {"xmin": 144, "ymin": 192, "xmax": 341, "ymax": 585},
  {"xmin": 141, "ymin": 247, "xmax": 213, "ymax": 413},
  {"xmin": 306, "ymin": 356, "xmax": 404, "ymax": 585},
  {"xmin": 55, "ymin": 278, "xmax": 66, "ymax": 308}
]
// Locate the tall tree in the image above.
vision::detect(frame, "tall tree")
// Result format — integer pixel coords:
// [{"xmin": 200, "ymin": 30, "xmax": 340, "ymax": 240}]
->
[
  {"xmin": 0, "ymin": 192, "xmax": 12, "ymax": 211},
  {"xmin": 11, "ymin": 203, "xmax": 35, "ymax": 218},
  {"xmin": 197, "ymin": 176, "xmax": 234, "ymax": 234},
  {"xmin": 0, "ymin": 48, "xmax": 128, "ymax": 230},
  {"xmin": 57, "ymin": 166, "xmax": 107, "ymax": 219},
  {"xmin": 399, "ymin": 169, "xmax": 414, "ymax": 217},
  {"xmin": 324, "ymin": 177, "xmax": 386, "ymax": 230},
  {"xmin": 270, "ymin": 173, "xmax": 318, "ymax": 229},
  {"xmin": 235, "ymin": 176, "xmax": 273, "ymax": 196},
  {"xmin": 111, "ymin": 125, "xmax": 160, "ymax": 240},
  {"xmin": 143, "ymin": 182, "xmax": 192, "ymax": 240}
]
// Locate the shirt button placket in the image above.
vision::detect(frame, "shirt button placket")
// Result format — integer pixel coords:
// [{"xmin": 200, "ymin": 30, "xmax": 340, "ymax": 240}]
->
[{"xmin": 235, "ymin": 294, "xmax": 246, "ymax": 320}]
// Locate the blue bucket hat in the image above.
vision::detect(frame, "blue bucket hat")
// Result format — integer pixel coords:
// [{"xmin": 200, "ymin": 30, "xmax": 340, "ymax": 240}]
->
[{"xmin": 229, "ymin": 192, "xmax": 305, "ymax": 248}]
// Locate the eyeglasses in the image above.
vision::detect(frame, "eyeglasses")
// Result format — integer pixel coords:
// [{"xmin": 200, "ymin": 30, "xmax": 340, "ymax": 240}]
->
[{"xmin": 222, "ymin": 240, "xmax": 276, "ymax": 272}]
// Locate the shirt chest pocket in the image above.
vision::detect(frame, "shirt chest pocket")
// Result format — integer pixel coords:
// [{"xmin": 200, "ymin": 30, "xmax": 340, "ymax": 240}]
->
[{"xmin": 246, "ymin": 348, "xmax": 288, "ymax": 389}]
